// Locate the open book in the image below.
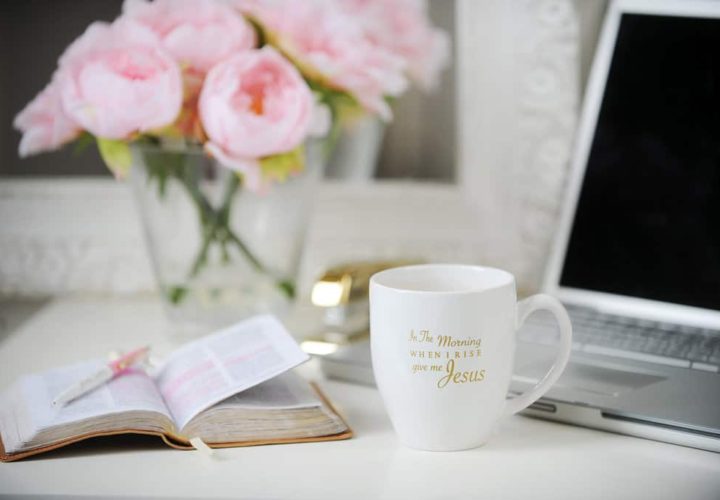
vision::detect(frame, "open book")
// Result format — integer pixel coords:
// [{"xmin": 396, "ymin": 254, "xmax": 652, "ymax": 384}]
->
[{"xmin": 0, "ymin": 315, "xmax": 351, "ymax": 462}]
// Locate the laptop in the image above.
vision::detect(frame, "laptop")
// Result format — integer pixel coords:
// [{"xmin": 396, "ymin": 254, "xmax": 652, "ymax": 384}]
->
[
  {"xmin": 320, "ymin": 0, "xmax": 720, "ymax": 452},
  {"xmin": 511, "ymin": 0, "xmax": 720, "ymax": 452}
]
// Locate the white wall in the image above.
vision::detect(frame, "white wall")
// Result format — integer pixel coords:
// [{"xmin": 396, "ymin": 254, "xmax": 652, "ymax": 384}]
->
[{"xmin": 457, "ymin": 0, "xmax": 606, "ymax": 293}]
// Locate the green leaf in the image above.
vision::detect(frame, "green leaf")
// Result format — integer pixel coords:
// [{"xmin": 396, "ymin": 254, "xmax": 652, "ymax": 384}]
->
[
  {"xmin": 309, "ymin": 83, "xmax": 364, "ymax": 120},
  {"xmin": 139, "ymin": 147, "xmax": 186, "ymax": 199},
  {"xmin": 97, "ymin": 138, "xmax": 133, "ymax": 179},
  {"xmin": 277, "ymin": 280, "xmax": 296, "ymax": 299},
  {"xmin": 259, "ymin": 146, "xmax": 305, "ymax": 183},
  {"xmin": 245, "ymin": 15, "xmax": 267, "ymax": 48},
  {"xmin": 166, "ymin": 285, "xmax": 189, "ymax": 305},
  {"xmin": 73, "ymin": 132, "xmax": 95, "ymax": 156}
]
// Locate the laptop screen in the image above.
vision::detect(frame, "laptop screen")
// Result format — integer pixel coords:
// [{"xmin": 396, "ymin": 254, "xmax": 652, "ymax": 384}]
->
[{"xmin": 560, "ymin": 13, "xmax": 720, "ymax": 311}]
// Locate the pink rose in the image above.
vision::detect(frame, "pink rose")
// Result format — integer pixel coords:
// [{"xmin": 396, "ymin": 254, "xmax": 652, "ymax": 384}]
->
[
  {"xmin": 13, "ymin": 78, "xmax": 80, "ymax": 157},
  {"xmin": 199, "ymin": 46, "xmax": 313, "ymax": 190},
  {"xmin": 247, "ymin": 0, "xmax": 407, "ymax": 120},
  {"xmin": 57, "ymin": 19, "xmax": 183, "ymax": 139},
  {"xmin": 122, "ymin": 0, "xmax": 256, "ymax": 74},
  {"xmin": 342, "ymin": 0, "xmax": 450, "ymax": 90}
]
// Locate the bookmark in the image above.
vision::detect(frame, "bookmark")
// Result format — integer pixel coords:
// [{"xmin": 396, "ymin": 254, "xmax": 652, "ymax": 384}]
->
[{"xmin": 189, "ymin": 437, "xmax": 215, "ymax": 457}]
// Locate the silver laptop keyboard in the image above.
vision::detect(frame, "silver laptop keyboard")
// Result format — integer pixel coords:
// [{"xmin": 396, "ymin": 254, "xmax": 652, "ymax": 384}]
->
[{"xmin": 520, "ymin": 306, "xmax": 720, "ymax": 372}]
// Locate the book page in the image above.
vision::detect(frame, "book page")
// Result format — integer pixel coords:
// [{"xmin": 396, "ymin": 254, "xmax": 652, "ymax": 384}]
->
[
  {"xmin": 0, "ymin": 360, "xmax": 171, "ymax": 454},
  {"xmin": 154, "ymin": 315, "xmax": 310, "ymax": 429},
  {"xmin": 22, "ymin": 360, "xmax": 171, "ymax": 427},
  {"xmin": 211, "ymin": 371, "xmax": 321, "ymax": 411}
]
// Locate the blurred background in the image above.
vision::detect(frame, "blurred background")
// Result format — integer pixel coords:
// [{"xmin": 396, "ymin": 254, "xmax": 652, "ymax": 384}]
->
[
  {"xmin": 0, "ymin": 0, "xmax": 457, "ymax": 180},
  {"xmin": 0, "ymin": 0, "xmax": 611, "ymax": 307}
]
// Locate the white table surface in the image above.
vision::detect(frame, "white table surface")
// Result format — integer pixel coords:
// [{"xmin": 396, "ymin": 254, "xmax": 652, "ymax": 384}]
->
[{"xmin": 1, "ymin": 296, "xmax": 719, "ymax": 500}]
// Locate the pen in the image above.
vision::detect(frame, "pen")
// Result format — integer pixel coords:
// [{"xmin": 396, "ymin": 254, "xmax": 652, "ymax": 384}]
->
[{"xmin": 52, "ymin": 346, "xmax": 150, "ymax": 407}]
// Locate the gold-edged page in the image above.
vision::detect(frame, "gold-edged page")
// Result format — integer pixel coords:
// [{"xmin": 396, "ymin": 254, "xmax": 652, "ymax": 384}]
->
[
  {"xmin": 0, "ymin": 359, "xmax": 175, "ymax": 455},
  {"xmin": 181, "ymin": 372, "xmax": 348, "ymax": 443}
]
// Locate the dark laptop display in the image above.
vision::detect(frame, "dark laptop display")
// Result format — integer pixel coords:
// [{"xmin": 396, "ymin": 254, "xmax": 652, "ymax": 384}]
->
[{"xmin": 560, "ymin": 14, "xmax": 720, "ymax": 311}]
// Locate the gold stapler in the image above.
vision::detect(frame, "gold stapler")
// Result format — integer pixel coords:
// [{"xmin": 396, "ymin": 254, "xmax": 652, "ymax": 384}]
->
[{"xmin": 301, "ymin": 259, "xmax": 421, "ymax": 355}]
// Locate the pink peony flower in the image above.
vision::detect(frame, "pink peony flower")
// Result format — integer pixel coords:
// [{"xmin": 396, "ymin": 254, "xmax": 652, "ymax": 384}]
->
[
  {"xmin": 341, "ymin": 0, "xmax": 450, "ymax": 91},
  {"xmin": 13, "ymin": 78, "xmax": 80, "ymax": 157},
  {"xmin": 231, "ymin": 0, "xmax": 266, "ymax": 16},
  {"xmin": 57, "ymin": 19, "xmax": 183, "ymax": 139},
  {"xmin": 199, "ymin": 46, "xmax": 314, "ymax": 190},
  {"xmin": 246, "ymin": 0, "xmax": 408, "ymax": 120},
  {"xmin": 122, "ymin": 0, "xmax": 256, "ymax": 74}
]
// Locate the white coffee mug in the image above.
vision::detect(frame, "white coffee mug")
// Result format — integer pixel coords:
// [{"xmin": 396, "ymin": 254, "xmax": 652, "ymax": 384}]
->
[{"xmin": 369, "ymin": 264, "xmax": 573, "ymax": 451}]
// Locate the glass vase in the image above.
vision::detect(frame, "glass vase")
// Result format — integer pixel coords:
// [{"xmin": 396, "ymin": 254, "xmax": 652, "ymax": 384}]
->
[
  {"xmin": 324, "ymin": 114, "xmax": 385, "ymax": 181},
  {"xmin": 129, "ymin": 142, "xmax": 322, "ymax": 331}
]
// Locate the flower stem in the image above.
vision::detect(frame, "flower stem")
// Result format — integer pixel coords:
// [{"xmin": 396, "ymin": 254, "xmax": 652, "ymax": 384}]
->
[
  {"xmin": 179, "ymin": 166, "xmax": 218, "ymax": 279},
  {"xmin": 214, "ymin": 174, "xmax": 265, "ymax": 272},
  {"xmin": 176, "ymin": 169, "xmax": 295, "ymax": 299}
]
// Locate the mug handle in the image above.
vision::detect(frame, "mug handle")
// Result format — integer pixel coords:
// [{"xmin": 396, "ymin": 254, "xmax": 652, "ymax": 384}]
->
[{"xmin": 503, "ymin": 294, "xmax": 573, "ymax": 416}]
